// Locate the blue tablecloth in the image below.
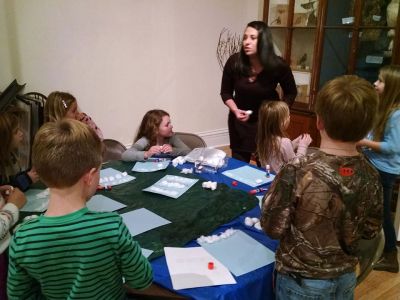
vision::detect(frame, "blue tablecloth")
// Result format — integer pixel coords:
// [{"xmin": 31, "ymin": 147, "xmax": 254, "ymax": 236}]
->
[{"xmin": 151, "ymin": 158, "xmax": 279, "ymax": 300}]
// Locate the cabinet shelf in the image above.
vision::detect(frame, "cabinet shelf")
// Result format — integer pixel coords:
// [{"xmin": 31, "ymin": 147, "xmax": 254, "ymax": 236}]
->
[{"xmin": 264, "ymin": 0, "xmax": 400, "ymax": 146}]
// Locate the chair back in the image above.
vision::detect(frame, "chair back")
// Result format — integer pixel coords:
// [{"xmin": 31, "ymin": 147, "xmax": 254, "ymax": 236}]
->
[
  {"xmin": 103, "ymin": 139, "xmax": 127, "ymax": 162},
  {"xmin": 174, "ymin": 132, "xmax": 206, "ymax": 150}
]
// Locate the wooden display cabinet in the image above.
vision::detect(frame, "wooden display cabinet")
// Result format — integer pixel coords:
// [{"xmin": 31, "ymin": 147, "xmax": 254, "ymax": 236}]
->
[{"xmin": 264, "ymin": 0, "xmax": 400, "ymax": 146}]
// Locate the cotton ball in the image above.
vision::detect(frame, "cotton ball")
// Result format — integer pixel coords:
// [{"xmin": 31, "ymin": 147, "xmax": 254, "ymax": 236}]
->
[
  {"xmin": 246, "ymin": 110, "xmax": 253, "ymax": 115},
  {"xmin": 244, "ymin": 217, "xmax": 254, "ymax": 226},
  {"xmin": 254, "ymin": 222, "xmax": 262, "ymax": 230},
  {"xmin": 251, "ymin": 217, "xmax": 259, "ymax": 224}
]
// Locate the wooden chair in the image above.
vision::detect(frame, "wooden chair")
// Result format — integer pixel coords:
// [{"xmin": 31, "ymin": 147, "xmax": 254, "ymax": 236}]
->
[
  {"xmin": 102, "ymin": 139, "xmax": 127, "ymax": 162},
  {"xmin": 174, "ymin": 132, "xmax": 206, "ymax": 150}
]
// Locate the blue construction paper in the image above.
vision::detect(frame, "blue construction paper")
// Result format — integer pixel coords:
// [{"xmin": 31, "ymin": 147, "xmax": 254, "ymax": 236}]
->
[
  {"xmin": 222, "ymin": 166, "xmax": 275, "ymax": 187},
  {"xmin": 22, "ymin": 189, "xmax": 49, "ymax": 212},
  {"xmin": 143, "ymin": 175, "xmax": 198, "ymax": 199},
  {"xmin": 121, "ymin": 208, "xmax": 171, "ymax": 236},
  {"xmin": 100, "ymin": 168, "xmax": 135, "ymax": 186},
  {"xmin": 198, "ymin": 230, "xmax": 275, "ymax": 277},
  {"xmin": 87, "ymin": 194, "xmax": 126, "ymax": 212},
  {"xmin": 132, "ymin": 160, "xmax": 170, "ymax": 172}
]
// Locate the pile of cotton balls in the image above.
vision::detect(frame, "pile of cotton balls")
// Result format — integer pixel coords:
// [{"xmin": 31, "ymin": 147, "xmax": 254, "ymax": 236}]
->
[
  {"xmin": 197, "ymin": 228, "xmax": 237, "ymax": 244},
  {"xmin": 202, "ymin": 181, "xmax": 217, "ymax": 191}
]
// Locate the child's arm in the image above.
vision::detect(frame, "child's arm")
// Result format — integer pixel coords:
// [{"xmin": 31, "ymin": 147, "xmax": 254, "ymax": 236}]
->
[
  {"xmin": 117, "ymin": 219, "xmax": 153, "ymax": 290},
  {"xmin": 121, "ymin": 137, "xmax": 159, "ymax": 161},
  {"xmin": 0, "ymin": 187, "xmax": 25, "ymax": 253},
  {"xmin": 358, "ymin": 111, "xmax": 400, "ymax": 153},
  {"xmin": 7, "ymin": 234, "xmax": 41, "ymax": 299},
  {"xmin": 260, "ymin": 164, "xmax": 297, "ymax": 239},
  {"xmin": 9, "ymin": 170, "xmax": 34, "ymax": 192},
  {"xmin": 362, "ymin": 178, "xmax": 384, "ymax": 239}
]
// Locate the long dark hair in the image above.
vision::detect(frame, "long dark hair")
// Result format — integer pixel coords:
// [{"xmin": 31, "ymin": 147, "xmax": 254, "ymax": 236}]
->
[{"xmin": 237, "ymin": 21, "xmax": 281, "ymax": 76}]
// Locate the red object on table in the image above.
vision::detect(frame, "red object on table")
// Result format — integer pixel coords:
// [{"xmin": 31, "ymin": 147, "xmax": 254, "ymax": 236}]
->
[
  {"xmin": 232, "ymin": 181, "xmax": 238, "ymax": 186},
  {"xmin": 208, "ymin": 262, "xmax": 214, "ymax": 270}
]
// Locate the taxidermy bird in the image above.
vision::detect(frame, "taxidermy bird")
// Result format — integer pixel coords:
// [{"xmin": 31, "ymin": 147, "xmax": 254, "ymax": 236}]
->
[{"xmin": 297, "ymin": 53, "xmax": 307, "ymax": 68}]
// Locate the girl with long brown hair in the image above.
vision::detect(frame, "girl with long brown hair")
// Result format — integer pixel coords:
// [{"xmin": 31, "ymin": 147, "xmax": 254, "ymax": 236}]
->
[{"xmin": 122, "ymin": 109, "xmax": 190, "ymax": 161}]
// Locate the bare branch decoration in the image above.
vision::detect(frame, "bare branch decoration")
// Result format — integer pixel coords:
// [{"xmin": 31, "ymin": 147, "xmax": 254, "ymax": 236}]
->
[{"xmin": 216, "ymin": 28, "xmax": 242, "ymax": 71}]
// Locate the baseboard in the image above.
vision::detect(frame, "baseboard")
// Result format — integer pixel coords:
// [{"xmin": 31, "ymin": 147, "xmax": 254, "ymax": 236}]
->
[{"xmin": 197, "ymin": 128, "xmax": 229, "ymax": 148}]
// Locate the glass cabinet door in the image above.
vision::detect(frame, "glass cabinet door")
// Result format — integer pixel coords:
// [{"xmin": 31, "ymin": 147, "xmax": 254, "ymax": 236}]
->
[
  {"xmin": 291, "ymin": 28, "xmax": 316, "ymax": 106},
  {"xmin": 294, "ymin": 0, "xmax": 319, "ymax": 27},
  {"xmin": 268, "ymin": 0, "xmax": 290, "ymax": 27}
]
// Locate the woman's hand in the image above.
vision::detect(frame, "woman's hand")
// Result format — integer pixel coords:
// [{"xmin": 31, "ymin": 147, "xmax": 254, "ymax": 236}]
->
[
  {"xmin": 28, "ymin": 168, "xmax": 39, "ymax": 183},
  {"xmin": 234, "ymin": 109, "xmax": 250, "ymax": 122}
]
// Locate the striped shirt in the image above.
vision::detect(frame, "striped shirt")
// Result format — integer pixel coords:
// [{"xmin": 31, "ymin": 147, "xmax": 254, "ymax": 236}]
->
[{"xmin": 7, "ymin": 207, "xmax": 153, "ymax": 300}]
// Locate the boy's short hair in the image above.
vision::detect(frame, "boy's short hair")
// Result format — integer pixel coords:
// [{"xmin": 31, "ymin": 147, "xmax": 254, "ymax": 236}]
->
[
  {"xmin": 315, "ymin": 75, "xmax": 378, "ymax": 142},
  {"xmin": 32, "ymin": 119, "xmax": 102, "ymax": 188}
]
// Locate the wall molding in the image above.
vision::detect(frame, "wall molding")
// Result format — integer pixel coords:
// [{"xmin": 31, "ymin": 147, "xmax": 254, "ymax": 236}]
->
[{"xmin": 197, "ymin": 128, "xmax": 229, "ymax": 148}]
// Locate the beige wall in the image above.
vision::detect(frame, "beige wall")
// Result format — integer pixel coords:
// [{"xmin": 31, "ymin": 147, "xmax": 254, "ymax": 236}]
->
[{"xmin": 1, "ymin": 0, "xmax": 263, "ymax": 146}]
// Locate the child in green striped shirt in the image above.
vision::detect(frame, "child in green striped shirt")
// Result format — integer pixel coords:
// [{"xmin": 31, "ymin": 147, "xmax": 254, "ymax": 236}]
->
[{"xmin": 7, "ymin": 119, "xmax": 153, "ymax": 300}]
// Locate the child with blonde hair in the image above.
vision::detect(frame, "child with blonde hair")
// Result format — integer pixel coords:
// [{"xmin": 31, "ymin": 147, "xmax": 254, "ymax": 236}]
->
[
  {"xmin": 0, "ymin": 107, "xmax": 39, "ymax": 191},
  {"xmin": 358, "ymin": 64, "xmax": 400, "ymax": 273},
  {"xmin": 44, "ymin": 91, "xmax": 103, "ymax": 139},
  {"xmin": 257, "ymin": 101, "xmax": 312, "ymax": 173},
  {"xmin": 122, "ymin": 109, "xmax": 190, "ymax": 161},
  {"xmin": 7, "ymin": 119, "xmax": 152, "ymax": 299}
]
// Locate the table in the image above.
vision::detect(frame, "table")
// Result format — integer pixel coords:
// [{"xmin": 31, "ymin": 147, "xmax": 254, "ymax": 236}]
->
[{"xmin": 102, "ymin": 158, "xmax": 278, "ymax": 300}]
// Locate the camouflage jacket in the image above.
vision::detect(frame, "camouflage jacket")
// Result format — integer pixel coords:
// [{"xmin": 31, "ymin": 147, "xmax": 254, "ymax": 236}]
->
[{"xmin": 261, "ymin": 150, "xmax": 383, "ymax": 279}]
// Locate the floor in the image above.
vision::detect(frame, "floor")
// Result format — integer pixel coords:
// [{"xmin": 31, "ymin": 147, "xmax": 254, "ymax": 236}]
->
[{"xmin": 217, "ymin": 145, "xmax": 400, "ymax": 300}]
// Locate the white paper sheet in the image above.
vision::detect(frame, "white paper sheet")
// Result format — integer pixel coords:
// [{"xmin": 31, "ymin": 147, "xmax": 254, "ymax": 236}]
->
[
  {"xmin": 222, "ymin": 166, "xmax": 275, "ymax": 187},
  {"xmin": 164, "ymin": 247, "xmax": 236, "ymax": 290},
  {"xmin": 143, "ymin": 175, "xmax": 198, "ymax": 199},
  {"xmin": 198, "ymin": 230, "xmax": 275, "ymax": 277},
  {"xmin": 132, "ymin": 160, "xmax": 170, "ymax": 172},
  {"xmin": 87, "ymin": 194, "xmax": 126, "ymax": 212},
  {"xmin": 121, "ymin": 208, "xmax": 171, "ymax": 236},
  {"xmin": 99, "ymin": 168, "xmax": 135, "ymax": 186},
  {"xmin": 141, "ymin": 248, "xmax": 154, "ymax": 258}
]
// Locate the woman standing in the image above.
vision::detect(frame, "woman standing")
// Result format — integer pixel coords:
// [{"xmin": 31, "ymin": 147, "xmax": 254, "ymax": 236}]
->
[{"xmin": 220, "ymin": 21, "xmax": 297, "ymax": 163}]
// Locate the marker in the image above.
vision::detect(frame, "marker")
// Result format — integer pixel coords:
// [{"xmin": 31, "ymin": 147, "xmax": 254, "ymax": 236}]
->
[
  {"xmin": 265, "ymin": 164, "xmax": 271, "ymax": 178},
  {"xmin": 97, "ymin": 185, "xmax": 112, "ymax": 191},
  {"xmin": 248, "ymin": 187, "xmax": 268, "ymax": 195}
]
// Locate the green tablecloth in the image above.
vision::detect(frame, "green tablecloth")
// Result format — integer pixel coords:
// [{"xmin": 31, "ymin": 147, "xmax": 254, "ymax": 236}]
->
[
  {"xmin": 21, "ymin": 160, "xmax": 258, "ymax": 260},
  {"xmin": 99, "ymin": 161, "xmax": 257, "ymax": 259}
]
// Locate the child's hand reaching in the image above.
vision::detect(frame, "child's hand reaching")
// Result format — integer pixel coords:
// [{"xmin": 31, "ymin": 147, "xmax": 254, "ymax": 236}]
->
[
  {"xmin": 298, "ymin": 134, "xmax": 312, "ymax": 148},
  {"xmin": 3, "ymin": 187, "xmax": 26, "ymax": 209},
  {"xmin": 28, "ymin": 168, "xmax": 39, "ymax": 183}
]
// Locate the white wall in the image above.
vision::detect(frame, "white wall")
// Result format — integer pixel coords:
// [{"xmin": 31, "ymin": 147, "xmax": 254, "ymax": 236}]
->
[{"xmin": 1, "ymin": 0, "xmax": 263, "ymax": 146}]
